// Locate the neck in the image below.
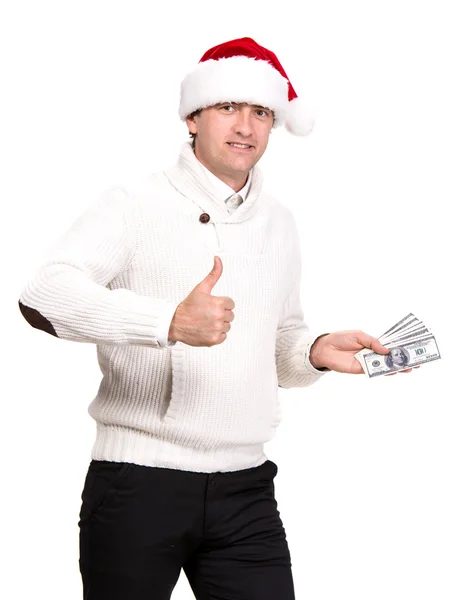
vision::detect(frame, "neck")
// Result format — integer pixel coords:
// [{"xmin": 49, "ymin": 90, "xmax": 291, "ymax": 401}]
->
[
  {"xmin": 162, "ymin": 140, "xmax": 264, "ymax": 224},
  {"xmin": 194, "ymin": 147, "xmax": 248, "ymax": 192}
]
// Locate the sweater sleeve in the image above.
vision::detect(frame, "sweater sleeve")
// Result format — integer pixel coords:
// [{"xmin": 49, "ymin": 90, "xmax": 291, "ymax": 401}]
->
[
  {"xmin": 18, "ymin": 186, "xmax": 179, "ymax": 348},
  {"xmin": 275, "ymin": 212, "xmax": 328, "ymax": 388}
]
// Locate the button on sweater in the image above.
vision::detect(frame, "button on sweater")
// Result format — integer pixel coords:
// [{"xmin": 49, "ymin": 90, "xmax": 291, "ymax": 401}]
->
[
  {"xmin": 152, "ymin": 159, "xmax": 252, "ymax": 345},
  {"xmin": 18, "ymin": 141, "xmax": 327, "ymax": 473}
]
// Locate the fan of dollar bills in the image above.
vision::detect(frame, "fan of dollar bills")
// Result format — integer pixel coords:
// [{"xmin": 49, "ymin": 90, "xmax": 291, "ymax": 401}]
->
[{"xmin": 355, "ymin": 313, "xmax": 441, "ymax": 378}]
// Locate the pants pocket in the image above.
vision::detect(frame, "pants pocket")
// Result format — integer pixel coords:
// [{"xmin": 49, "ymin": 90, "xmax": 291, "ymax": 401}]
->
[{"xmin": 78, "ymin": 460, "xmax": 132, "ymax": 526}]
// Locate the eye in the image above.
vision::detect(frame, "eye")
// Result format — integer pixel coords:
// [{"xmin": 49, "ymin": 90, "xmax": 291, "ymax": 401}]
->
[
  {"xmin": 221, "ymin": 104, "xmax": 236, "ymax": 112},
  {"xmin": 256, "ymin": 108, "xmax": 270, "ymax": 117}
]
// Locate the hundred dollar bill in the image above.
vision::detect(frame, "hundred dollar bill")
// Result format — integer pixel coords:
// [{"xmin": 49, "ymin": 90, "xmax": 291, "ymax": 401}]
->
[
  {"xmin": 355, "ymin": 334, "xmax": 441, "ymax": 378},
  {"xmin": 379, "ymin": 314, "xmax": 436, "ymax": 346},
  {"xmin": 382, "ymin": 326, "xmax": 430, "ymax": 346},
  {"xmin": 380, "ymin": 319, "xmax": 425, "ymax": 339},
  {"xmin": 379, "ymin": 318, "xmax": 428, "ymax": 344},
  {"xmin": 378, "ymin": 313, "xmax": 418, "ymax": 341}
]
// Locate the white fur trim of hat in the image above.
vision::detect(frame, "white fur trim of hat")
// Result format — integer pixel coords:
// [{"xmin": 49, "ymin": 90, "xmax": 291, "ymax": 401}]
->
[{"xmin": 178, "ymin": 37, "xmax": 315, "ymax": 136}]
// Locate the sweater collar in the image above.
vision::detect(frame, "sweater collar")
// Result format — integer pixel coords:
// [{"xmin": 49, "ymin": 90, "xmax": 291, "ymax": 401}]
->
[
  {"xmin": 162, "ymin": 140, "xmax": 264, "ymax": 224},
  {"xmin": 201, "ymin": 162, "xmax": 252, "ymax": 205}
]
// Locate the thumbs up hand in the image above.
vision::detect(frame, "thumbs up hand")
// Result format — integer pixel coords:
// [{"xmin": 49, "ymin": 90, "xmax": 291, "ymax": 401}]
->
[{"xmin": 168, "ymin": 256, "xmax": 235, "ymax": 347}]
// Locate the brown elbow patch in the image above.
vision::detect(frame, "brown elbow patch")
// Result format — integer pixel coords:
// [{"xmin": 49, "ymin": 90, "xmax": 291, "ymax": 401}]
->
[{"xmin": 18, "ymin": 300, "xmax": 58, "ymax": 337}]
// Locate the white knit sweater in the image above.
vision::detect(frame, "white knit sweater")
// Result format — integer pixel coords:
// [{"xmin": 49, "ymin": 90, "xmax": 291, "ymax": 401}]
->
[{"xmin": 18, "ymin": 141, "xmax": 327, "ymax": 472}]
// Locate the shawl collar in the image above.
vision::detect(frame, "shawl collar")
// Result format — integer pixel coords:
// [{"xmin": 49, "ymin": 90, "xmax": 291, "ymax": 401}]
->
[{"xmin": 162, "ymin": 141, "xmax": 264, "ymax": 224}]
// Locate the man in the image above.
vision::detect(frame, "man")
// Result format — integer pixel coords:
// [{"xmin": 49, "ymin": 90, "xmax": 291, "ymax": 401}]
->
[
  {"xmin": 386, "ymin": 346, "xmax": 410, "ymax": 369},
  {"xmin": 18, "ymin": 37, "xmax": 414, "ymax": 599}
]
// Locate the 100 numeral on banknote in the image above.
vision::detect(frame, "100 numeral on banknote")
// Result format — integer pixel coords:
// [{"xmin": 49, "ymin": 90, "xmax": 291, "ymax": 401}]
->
[{"xmin": 356, "ymin": 335, "xmax": 441, "ymax": 378}]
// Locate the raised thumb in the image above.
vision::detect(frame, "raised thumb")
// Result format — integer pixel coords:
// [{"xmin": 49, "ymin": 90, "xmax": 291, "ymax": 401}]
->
[{"xmin": 196, "ymin": 256, "xmax": 223, "ymax": 294}]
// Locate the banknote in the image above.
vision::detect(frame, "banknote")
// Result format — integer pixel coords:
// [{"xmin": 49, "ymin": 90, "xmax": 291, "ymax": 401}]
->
[
  {"xmin": 355, "ymin": 313, "xmax": 441, "ymax": 377},
  {"xmin": 378, "ymin": 313, "xmax": 419, "ymax": 341}
]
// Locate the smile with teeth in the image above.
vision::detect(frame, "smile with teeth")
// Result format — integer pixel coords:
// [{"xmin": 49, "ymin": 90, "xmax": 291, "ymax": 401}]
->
[{"xmin": 228, "ymin": 142, "xmax": 253, "ymax": 149}]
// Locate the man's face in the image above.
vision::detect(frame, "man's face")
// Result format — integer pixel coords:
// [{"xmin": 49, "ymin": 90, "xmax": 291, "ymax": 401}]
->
[
  {"xmin": 185, "ymin": 102, "xmax": 274, "ymax": 187},
  {"xmin": 391, "ymin": 348, "xmax": 406, "ymax": 366}
]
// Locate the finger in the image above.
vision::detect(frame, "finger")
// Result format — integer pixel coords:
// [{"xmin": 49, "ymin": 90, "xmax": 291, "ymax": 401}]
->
[
  {"xmin": 223, "ymin": 296, "xmax": 235, "ymax": 310},
  {"xmin": 198, "ymin": 256, "xmax": 223, "ymax": 293},
  {"xmin": 398, "ymin": 368, "xmax": 413, "ymax": 374},
  {"xmin": 386, "ymin": 372, "xmax": 397, "ymax": 376},
  {"xmin": 356, "ymin": 331, "xmax": 389, "ymax": 355},
  {"xmin": 372, "ymin": 340, "xmax": 390, "ymax": 355}
]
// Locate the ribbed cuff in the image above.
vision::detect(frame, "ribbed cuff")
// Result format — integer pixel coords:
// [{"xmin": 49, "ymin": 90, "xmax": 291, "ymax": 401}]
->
[
  {"xmin": 304, "ymin": 333, "xmax": 331, "ymax": 374},
  {"xmin": 119, "ymin": 293, "xmax": 181, "ymax": 347},
  {"xmin": 154, "ymin": 301, "xmax": 180, "ymax": 347}
]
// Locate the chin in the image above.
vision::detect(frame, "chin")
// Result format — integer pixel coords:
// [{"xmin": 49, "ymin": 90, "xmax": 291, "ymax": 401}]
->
[
  {"xmin": 226, "ymin": 160, "xmax": 250, "ymax": 171},
  {"xmin": 234, "ymin": 152, "xmax": 257, "ymax": 165}
]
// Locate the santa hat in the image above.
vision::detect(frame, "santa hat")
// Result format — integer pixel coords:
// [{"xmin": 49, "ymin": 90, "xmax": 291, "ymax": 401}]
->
[{"xmin": 179, "ymin": 37, "xmax": 315, "ymax": 136}]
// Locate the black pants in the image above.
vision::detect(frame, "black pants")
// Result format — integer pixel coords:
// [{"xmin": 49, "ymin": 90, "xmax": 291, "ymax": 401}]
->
[{"xmin": 78, "ymin": 458, "xmax": 296, "ymax": 599}]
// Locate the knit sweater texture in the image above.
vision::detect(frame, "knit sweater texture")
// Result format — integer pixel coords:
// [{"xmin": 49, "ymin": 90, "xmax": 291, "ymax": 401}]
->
[{"xmin": 18, "ymin": 141, "xmax": 326, "ymax": 472}]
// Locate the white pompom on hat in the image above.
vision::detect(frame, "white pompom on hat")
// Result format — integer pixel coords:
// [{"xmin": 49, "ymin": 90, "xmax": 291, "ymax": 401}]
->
[{"xmin": 179, "ymin": 37, "xmax": 315, "ymax": 136}]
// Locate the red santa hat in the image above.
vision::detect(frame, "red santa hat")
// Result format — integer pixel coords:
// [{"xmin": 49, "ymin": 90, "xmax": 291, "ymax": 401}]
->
[{"xmin": 179, "ymin": 37, "xmax": 315, "ymax": 136}]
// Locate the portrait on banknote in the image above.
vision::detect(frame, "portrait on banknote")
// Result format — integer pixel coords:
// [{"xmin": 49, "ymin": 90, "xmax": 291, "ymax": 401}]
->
[{"xmin": 385, "ymin": 347, "xmax": 410, "ymax": 369}]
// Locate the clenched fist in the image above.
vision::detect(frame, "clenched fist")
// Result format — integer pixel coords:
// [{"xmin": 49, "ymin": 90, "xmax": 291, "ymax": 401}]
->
[{"xmin": 168, "ymin": 256, "xmax": 235, "ymax": 347}]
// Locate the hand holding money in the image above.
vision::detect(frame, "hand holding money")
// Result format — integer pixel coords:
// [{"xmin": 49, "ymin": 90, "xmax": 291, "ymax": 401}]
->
[
  {"xmin": 310, "ymin": 331, "xmax": 391, "ymax": 374},
  {"xmin": 354, "ymin": 313, "xmax": 441, "ymax": 378}
]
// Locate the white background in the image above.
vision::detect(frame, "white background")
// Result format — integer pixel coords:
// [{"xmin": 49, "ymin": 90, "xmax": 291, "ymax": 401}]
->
[{"xmin": 2, "ymin": 0, "xmax": 471, "ymax": 598}]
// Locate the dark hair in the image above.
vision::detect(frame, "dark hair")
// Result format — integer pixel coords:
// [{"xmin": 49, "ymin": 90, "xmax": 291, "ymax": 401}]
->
[{"xmin": 187, "ymin": 109, "xmax": 202, "ymax": 149}]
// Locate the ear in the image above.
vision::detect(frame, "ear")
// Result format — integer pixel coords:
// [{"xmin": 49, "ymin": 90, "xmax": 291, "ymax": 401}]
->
[{"xmin": 185, "ymin": 115, "xmax": 198, "ymax": 134}]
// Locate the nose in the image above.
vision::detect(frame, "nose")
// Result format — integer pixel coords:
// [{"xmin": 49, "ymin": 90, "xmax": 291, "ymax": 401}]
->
[{"xmin": 232, "ymin": 107, "xmax": 254, "ymax": 137}]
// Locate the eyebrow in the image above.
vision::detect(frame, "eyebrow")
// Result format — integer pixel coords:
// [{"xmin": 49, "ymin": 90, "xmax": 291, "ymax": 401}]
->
[{"xmin": 219, "ymin": 102, "xmax": 272, "ymax": 110}]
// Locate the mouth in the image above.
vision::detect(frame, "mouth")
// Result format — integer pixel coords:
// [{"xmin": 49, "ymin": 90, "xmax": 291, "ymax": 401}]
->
[{"xmin": 226, "ymin": 142, "xmax": 255, "ymax": 152}]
